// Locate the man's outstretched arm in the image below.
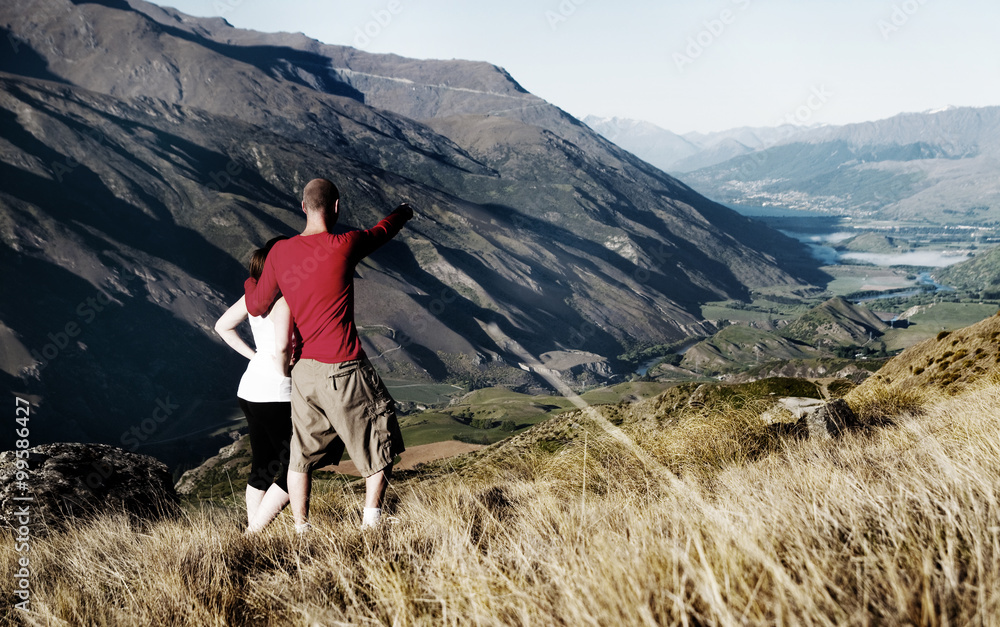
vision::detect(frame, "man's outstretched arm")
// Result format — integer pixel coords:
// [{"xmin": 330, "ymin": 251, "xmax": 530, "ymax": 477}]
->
[
  {"xmin": 351, "ymin": 203, "xmax": 414, "ymax": 261},
  {"xmin": 244, "ymin": 255, "xmax": 280, "ymax": 317}
]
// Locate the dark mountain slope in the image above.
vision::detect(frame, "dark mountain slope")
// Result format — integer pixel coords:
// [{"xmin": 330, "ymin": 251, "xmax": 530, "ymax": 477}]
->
[{"xmin": 5, "ymin": 0, "xmax": 821, "ymax": 290}]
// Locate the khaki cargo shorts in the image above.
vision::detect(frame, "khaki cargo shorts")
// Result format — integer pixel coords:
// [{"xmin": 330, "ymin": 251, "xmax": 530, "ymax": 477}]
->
[{"xmin": 289, "ymin": 357, "xmax": 405, "ymax": 477}]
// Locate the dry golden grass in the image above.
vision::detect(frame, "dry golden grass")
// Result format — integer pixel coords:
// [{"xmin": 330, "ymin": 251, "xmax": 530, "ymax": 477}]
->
[
  {"xmin": 641, "ymin": 398, "xmax": 786, "ymax": 482},
  {"xmin": 868, "ymin": 311, "xmax": 1000, "ymax": 394},
  {"xmin": 5, "ymin": 383, "xmax": 1000, "ymax": 625},
  {"xmin": 845, "ymin": 376, "xmax": 934, "ymax": 426}
]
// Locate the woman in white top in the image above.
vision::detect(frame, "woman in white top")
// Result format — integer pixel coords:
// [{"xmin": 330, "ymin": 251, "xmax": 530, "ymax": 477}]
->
[{"xmin": 215, "ymin": 236, "xmax": 294, "ymax": 533}]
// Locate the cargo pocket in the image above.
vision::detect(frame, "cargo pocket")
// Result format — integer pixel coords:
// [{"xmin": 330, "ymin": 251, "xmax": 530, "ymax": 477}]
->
[
  {"xmin": 329, "ymin": 362, "xmax": 360, "ymax": 391},
  {"xmin": 364, "ymin": 396, "xmax": 399, "ymax": 475},
  {"xmin": 360, "ymin": 361, "xmax": 393, "ymax": 406},
  {"xmin": 366, "ymin": 395, "xmax": 395, "ymax": 425}
]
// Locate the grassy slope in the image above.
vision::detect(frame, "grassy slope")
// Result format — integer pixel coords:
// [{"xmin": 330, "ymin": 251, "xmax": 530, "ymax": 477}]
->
[
  {"xmin": 861, "ymin": 310, "xmax": 1000, "ymax": 394},
  {"xmin": 780, "ymin": 296, "xmax": 888, "ymax": 346},
  {"xmin": 935, "ymin": 245, "xmax": 1000, "ymax": 291},
  {"xmin": 176, "ymin": 380, "xmax": 681, "ymax": 496},
  {"xmin": 7, "ymin": 367, "xmax": 1000, "ymax": 624},
  {"xmin": 680, "ymin": 326, "xmax": 819, "ymax": 374},
  {"xmin": 882, "ymin": 301, "xmax": 1000, "ymax": 350},
  {"xmin": 17, "ymin": 296, "xmax": 1000, "ymax": 624}
]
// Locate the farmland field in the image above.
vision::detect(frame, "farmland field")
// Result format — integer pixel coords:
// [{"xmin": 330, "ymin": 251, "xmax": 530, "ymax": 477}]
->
[
  {"xmin": 396, "ymin": 381, "xmax": 677, "ymax": 448},
  {"xmin": 882, "ymin": 302, "xmax": 1000, "ymax": 350},
  {"xmin": 384, "ymin": 380, "xmax": 465, "ymax": 404}
]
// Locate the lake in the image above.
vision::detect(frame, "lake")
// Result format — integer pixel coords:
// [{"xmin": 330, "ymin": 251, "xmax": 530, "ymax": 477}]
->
[
  {"xmin": 852, "ymin": 272, "xmax": 953, "ymax": 303},
  {"xmin": 725, "ymin": 205, "xmax": 970, "ymax": 268},
  {"xmin": 839, "ymin": 251, "xmax": 970, "ymax": 268}
]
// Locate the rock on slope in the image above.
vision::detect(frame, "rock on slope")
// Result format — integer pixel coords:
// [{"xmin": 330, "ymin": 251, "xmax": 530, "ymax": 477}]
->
[{"xmin": 0, "ymin": 442, "xmax": 179, "ymax": 533}]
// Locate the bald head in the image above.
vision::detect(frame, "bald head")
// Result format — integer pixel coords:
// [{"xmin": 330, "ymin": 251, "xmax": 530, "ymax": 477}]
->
[{"xmin": 302, "ymin": 178, "xmax": 340, "ymax": 216}]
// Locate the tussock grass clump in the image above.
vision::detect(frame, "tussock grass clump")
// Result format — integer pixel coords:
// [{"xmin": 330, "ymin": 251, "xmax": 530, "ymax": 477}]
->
[
  {"xmin": 5, "ymin": 384, "xmax": 1000, "ymax": 625},
  {"xmin": 845, "ymin": 377, "xmax": 932, "ymax": 425},
  {"xmin": 643, "ymin": 398, "xmax": 786, "ymax": 482}
]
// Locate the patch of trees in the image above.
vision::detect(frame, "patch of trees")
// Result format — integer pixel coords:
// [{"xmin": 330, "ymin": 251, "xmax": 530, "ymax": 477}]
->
[{"xmin": 833, "ymin": 342, "xmax": 888, "ymax": 359}]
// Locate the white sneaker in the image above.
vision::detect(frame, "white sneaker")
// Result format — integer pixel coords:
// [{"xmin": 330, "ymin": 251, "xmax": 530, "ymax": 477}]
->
[
  {"xmin": 362, "ymin": 507, "xmax": 381, "ymax": 529},
  {"xmin": 294, "ymin": 522, "xmax": 313, "ymax": 535},
  {"xmin": 361, "ymin": 515, "xmax": 400, "ymax": 529}
]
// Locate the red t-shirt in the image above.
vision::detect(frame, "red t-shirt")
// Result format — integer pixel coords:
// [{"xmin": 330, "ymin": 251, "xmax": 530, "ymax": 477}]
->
[{"xmin": 244, "ymin": 209, "xmax": 410, "ymax": 364}]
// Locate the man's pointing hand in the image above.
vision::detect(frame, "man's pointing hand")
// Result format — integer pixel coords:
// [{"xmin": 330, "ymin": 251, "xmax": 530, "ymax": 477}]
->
[{"xmin": 394, "ymin": 202, "xmax": 414, "ymax": 221}]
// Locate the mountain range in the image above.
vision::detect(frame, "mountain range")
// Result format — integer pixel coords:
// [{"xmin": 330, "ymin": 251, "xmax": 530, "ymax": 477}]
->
[
  {"xmin": 586, "ymin": 108, "xmax": 1000, "ymax": 223},
  {"xmin": 0, "ymin": 0, "xmax": 823, "ymax": 466},
  {"xmin": 583, "ymin": 116, "xmax": 809, "ymax": 173}
]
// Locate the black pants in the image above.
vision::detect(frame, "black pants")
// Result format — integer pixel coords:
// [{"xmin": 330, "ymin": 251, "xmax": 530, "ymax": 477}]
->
[{"xmin": 239, "ymin": 398, "xmax": 292, "ymax": 492}]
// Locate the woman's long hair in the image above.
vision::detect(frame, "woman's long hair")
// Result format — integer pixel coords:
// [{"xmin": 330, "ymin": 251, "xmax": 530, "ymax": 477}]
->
[{"xmin": 247, "ymin": 236, "xmax": 288, "ymax": 280}]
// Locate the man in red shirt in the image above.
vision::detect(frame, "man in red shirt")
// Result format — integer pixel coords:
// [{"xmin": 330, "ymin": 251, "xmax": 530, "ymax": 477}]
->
[{"xmin": 244, "ymin": 178, "xmax": 413, "ymax": 531}]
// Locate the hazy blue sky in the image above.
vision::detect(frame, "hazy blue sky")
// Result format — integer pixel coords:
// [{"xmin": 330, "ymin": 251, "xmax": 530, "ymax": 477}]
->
[{"xmin": 153, "ymin": 0, "xmax": 1000, "ymax": 133}]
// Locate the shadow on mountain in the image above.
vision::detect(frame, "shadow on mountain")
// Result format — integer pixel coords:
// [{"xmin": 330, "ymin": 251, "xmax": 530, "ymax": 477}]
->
[
  {"xmin": 68, "ymin": 0, "xmax": 130, "ymax": 8},
  {"xmin": 0, "ymin": 29, "xmax": 69, "ymax": 84},
  {"xmin": 115, "ymin": 4, "xmax": 368, "ymax": 104},
  {"xmin": 478, "ymin": 203, "xmax": 721, "ymax": 317},
  {"xmin": 675, "ymin": 192, "xmax": 832, "ymax": 288},
  {"xmin": 0, "ymin": 247, "xmax": 247, "ymax": 468},
  {"xmin": 0, "ymin": 105, "xmax": 251, "ymax": 290},
  {"xmin": 363, "ymin": 236, "xmax": 581, "ymax": 366}
]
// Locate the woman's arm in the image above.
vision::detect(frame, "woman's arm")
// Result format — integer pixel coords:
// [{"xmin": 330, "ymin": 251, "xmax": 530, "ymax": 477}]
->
[
  {"xmin": 214, "ymin": 296, "xmax": 255, "ymax": 361},
  {"xmin": 269, "ymin": 297, "xmax": 293, "ymax": 377}
]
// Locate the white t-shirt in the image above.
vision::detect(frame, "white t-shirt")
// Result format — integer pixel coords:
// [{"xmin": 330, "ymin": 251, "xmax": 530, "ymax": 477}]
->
[{"xmin": 237, "ymin": 311, "xmax": 292, "ymax": 403}]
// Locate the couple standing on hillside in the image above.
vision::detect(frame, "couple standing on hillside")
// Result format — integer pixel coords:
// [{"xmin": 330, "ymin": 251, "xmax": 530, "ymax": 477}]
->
[{"xmin": 215, "ymin": 178, "xmax": 413, "ymax": 533}]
